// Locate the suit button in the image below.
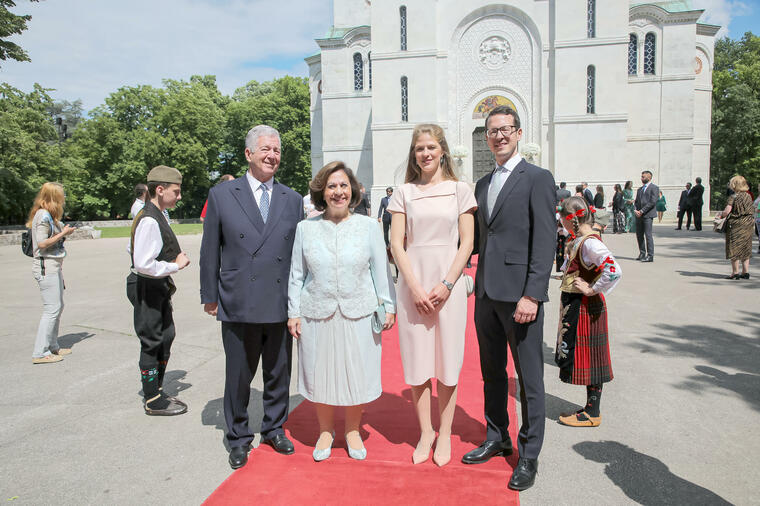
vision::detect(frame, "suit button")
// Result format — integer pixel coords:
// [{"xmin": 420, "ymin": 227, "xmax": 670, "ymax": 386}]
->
[
  {"xmin": 276, "ymin": 279, "xmax": 281, "ymax": 283},
  {"xmin": 284, "ymin": 235, "xmax": 290, "ymax": 240},
  {"xmin": 250, "ymin": 276, "xmax": 256, "ymax": 282},
  {"xmin": 252, "ymin": 253, "xmax": 256, "ymax": 259},
  {"xmin": 488, "ymin": 231, "xmax": 495, "ymax": 236},
  {"xmin": 277, "ymin": 256, "xmax": 282, "ymax": 262},
  {"xmin": 240, "ymin": 234, "xmax": 244, "ymax": 238}
]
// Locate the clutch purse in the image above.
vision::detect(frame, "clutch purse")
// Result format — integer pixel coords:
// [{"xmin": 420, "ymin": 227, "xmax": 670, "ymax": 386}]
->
[
  {"xmin": 372, "ymin": 304, "xmax": 386, "ymax": 333},
  {"xmin": 463, "ymin": 274, "xmax": 475, "ymax": 297}
]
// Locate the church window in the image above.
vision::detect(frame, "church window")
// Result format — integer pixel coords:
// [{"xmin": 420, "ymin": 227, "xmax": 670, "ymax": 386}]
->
[
  {"xmin": 401, "ymin": 76, "xmax": 408, "ymax": 122},
  {"xmin": 644, "ymin": 33, "xmax": 656, "ymax": 75},
  {"xmin": 586, "ymin": 65, "xmax": 595, "ymax": 114},
  {"xmin": 587, "ymin": 0, "xmax": 596, "ymax": 38},
  {"xmin": 628, "ymin": 34, "xmax": 638, "ymax": 75},
  {"xmin": 353, "ymin": 53, "xmax": 364, "ymax": 91},
  {"xmin": 368, "ymin": 52, "xmax": 372, "ymax": 90},
  {"xmin": 400, "ymin": 6, "xmax": 407, "ymax": 51}
]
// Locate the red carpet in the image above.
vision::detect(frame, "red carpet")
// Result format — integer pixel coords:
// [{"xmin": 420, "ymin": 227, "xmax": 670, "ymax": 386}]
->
[{"xmin": 205, "ymin": 263, "xmax": 520, "ymax": 505}]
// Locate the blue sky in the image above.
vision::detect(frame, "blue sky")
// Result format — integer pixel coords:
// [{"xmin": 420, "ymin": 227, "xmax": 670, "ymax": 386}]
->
[{"xmin": 0, "ymin": 0, "xmax": 756, "ymax": 113}]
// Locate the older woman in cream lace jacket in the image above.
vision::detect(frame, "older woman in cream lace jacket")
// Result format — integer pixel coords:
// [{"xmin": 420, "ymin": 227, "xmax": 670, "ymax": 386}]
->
[{"xmin": 287, "ymin": 161, "xmax": 395, "ymax": 462}]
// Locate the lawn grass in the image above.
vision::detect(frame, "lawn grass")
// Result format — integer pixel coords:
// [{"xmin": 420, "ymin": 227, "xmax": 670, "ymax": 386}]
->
[{"xmin": 96, "ymin": 223, "xmax": 203, "ymax": 239}]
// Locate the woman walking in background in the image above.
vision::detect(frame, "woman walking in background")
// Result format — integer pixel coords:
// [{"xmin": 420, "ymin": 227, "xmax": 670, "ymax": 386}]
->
[
  {"xmin": 388, "ymin": 124, "xmax": 476, "ymax": 467},
  {"xmin": 656, "ymin": 191, "xmax": 667, "ymax": 223},
  {"xmin": 28, "ymin": 183, "xmax": 76, "ymax": 364},
  {"xmin": 593, "ymin": 185, "xmax": 605, "ymax": 209},
  {"xmin": 717, "ymin": 175, "xmax": 754, "ymax": 279},
  {"xmin": 623, "ymin": 181, "xmax": 636, "ymax": 233}
]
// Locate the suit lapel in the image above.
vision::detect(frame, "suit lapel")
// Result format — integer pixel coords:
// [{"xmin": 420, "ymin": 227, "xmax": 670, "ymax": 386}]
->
[
  {"xmin": 488, "ymin": 160, "xmax": 525, "ymax": 225},
  {"xmin": 230, "ymin": 177, "xmax": 265, "ymax": 233},
  {"xmin": 475, "ymin": 172, "xmax": 492, "ymax": 219}
]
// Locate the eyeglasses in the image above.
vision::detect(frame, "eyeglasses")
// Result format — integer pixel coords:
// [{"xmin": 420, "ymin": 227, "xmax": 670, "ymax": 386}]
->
[{"xmin": 486, "ymin": 125, "xmax": 518, "ymax": 138}]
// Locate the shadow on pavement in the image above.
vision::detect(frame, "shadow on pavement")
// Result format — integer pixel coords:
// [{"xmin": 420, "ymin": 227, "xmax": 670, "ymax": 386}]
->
[
  {"xmin": 545, "ymin": 392, "xmax": 580, "ymax": 421},
  {"xmin": 574, "ymin": 440, "xmax": 731, "ymax": 505},
  {"xmin": 635, "ymin": 314, "xmax": 760, "ymax": 412},
  {"xmin": 58, "ymin": 331, "xmax": 95, "ymax": 348},
  {"xmin": 675, "ymin": 270, "xmax": 727, "ymax": 280},
  {"xmin": 201, "ymin": 390, "xmax": 305, "ymax": 451}
]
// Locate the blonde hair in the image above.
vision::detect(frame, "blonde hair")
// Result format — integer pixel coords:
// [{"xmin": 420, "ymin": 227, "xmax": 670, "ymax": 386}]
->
[
  {"xmin": 404, "ymin": 124, "xmax": 458, "ymax": 184},
  {"xmin": 26, "ymin": 182, "xmax": 65, "ymax": 228},
  {"xmin": 559, "ymin": 196, "xmax": 595, "ymax": 238},
  {"xmin": 729, "ymin": 175, "xmax": 749, "ymax": 192}
]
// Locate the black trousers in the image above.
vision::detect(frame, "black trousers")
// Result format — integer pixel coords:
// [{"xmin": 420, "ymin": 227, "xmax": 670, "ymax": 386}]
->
[
  {"xmin": 222, "ymin": 321, "xmax": 292, "ymax": 448},
  {"xmin": 474, "ymin": 295, "xmax": 546, "ymax": 460},
  {"xmin": 133, "ymin": 276, "xmax": 176, "ymax": 399},
  {"xmin": 636, "ymin": 216, "xmax": 654, "ymax": 257},
  {"xmin": 382, "ymin": 219, "xmax": 391, "ymax": 247},
  {"xmin": 687, "ymin": 205, "xmax": 703, "ymax": 230},
  {"xmin": 677, "ymin": 209, "xmax": 686, "ymax": 229}
]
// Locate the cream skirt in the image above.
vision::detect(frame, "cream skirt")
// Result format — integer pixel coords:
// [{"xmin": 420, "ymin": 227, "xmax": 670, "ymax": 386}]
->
[{"xmin": 298, "ymin": 310, "xmax": 382, "ymax": 406}]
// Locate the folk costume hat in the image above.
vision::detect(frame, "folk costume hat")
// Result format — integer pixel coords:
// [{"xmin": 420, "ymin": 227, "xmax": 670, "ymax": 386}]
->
[{"xmin": 147, "ymin": 165, "xmax": 182, "ymax": 184}]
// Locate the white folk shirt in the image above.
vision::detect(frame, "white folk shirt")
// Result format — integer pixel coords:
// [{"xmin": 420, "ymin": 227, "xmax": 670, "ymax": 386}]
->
[
  {"xmin": 127, "ymin": 211, "xmax": 179, "ymax": 278},
  {"xmin": 246, "ymin": 172, "xmax": 273, "ymax": 209}
]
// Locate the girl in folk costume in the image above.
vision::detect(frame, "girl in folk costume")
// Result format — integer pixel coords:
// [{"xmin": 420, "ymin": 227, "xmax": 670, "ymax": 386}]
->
[{"xmin": 555, "ymin": 197, "xmax": 621, "ymax": 427}]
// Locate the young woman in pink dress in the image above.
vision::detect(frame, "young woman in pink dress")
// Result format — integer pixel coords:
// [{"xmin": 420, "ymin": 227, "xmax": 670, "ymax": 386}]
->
[{"xmin": 387, "ymin": 124, "xmax": 477, "ymax": 466}]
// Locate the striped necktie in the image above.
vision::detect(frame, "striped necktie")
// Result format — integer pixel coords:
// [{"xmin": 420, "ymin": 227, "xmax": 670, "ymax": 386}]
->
[{"xmin": 259, "ymin": 184, "xmax": 269, "ymax": 223}]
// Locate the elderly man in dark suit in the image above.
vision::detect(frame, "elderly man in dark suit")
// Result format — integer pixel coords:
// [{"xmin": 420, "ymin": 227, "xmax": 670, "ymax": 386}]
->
[
  {"xmin": 634, "ymin": 170, "xmax": 659, "ymax": 262},
  {"xmin": 200, "ymin": 125, "xmax": 303, "ymax": 469},
  {"xmin": 462, "ymin": 106, "xmax": 556, "ymax": 491},
  {"xmin": 582, "ymin": 182, "xmax": 594, "ymax": 206},
  {"xmin": 675, "ymin": 182, "xmax": 691, "ymax": 230}
]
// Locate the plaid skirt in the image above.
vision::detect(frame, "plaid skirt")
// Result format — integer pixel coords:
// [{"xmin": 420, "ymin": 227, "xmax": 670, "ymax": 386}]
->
[{"xmin": 555, "ymin": 292, "xmax": 613, "ymax": 385}]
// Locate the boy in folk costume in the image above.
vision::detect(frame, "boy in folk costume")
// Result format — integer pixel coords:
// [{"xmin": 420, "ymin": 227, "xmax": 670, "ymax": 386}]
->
[
  {"xmin": 130, "ymin": 165, "xmax": 191, "ymax": 415},
  {"xmin": 555, "ymin": 197, "xmax": 621, "ymax": 427}
]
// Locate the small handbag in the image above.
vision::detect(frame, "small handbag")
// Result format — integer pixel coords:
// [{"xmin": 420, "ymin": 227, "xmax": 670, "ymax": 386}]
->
[
  {"xmin": 463, "ymin": 274, "xmax": 474, "ymax": 297},
  {"xmin": 713, "ymin": 215, "xmax": 727, "ymax": 233},
  {"xmin": 371, "ymin": 304, "xmax": 386, "ymax": 334}
]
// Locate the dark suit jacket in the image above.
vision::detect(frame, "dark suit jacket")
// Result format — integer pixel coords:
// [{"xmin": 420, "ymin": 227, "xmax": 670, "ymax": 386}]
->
[
  {"xmin": 678, "ymin": 189, "xmax": 690, "ymax": 212},
  {"xmin": 687, "ymin": 184, "xmax": 704, "ymax": 208},
  {"xmin": 583, "ymin": 188, "xmax": 594, "ymax": 206},
  {"xmin": 354, "ymin": 193, "xmax": 370, "ymax": 216},
  {"xmin": 556, "ymin": 188, "xmax": 571, "ymax": 204},
  {"xmin": 473, "ymin": 159, "xmax": 556, "ymax": 303},
  {"xmin": 377, "ymin": 195, "xmax": 392, "ymax": 223},
  {"xmin": 634, "ymin": 183, "xmax": 659, "ymax": 219},
  {"xmin": 199, "ymin": 177, "xmax": 303, "ymax": 323}
]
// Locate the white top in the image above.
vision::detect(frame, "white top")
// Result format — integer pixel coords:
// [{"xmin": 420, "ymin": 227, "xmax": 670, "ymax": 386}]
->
[
  {"xmin": 130, "ymin": 199, "xmax": 144, "ymax": 219},
  {"xmin": 246, "ymin": 172, "xmax": 273, "ymax": 209},
  {"xmin": 561, "ymin": 237, "xmax": 622, "ymax": 295},
  {"xmin": 128, "ymin": 212, "xmax": 179, "ymax": 278}
]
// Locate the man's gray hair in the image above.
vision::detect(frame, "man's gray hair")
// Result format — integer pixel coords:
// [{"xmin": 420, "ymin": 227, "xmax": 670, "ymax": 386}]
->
[{"xmin": 245, "ymin": 125, "xmax": 280, "ymax": 151}]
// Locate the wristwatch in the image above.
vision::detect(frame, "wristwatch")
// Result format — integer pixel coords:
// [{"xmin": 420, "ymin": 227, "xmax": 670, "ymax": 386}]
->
[{"xmin": 441, "ymin": 279, "xmax": 454, "ymax": 291}]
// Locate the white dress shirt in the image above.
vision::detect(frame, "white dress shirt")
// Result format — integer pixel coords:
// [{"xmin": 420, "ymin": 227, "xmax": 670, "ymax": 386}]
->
[
  {"xmin": 127, "ymin": 211, "xmax": 179, "ymax": 278},
  {"xmin": 246, "ymin": 172, "xmax": 273, "ymax": 209},
  {"xmin": 130, "ymin": 199, "xmax": 145, "ymax": 219},
  {"xmin": 487, "ymin": 152, "xmax": 522, "ymax": 215}
]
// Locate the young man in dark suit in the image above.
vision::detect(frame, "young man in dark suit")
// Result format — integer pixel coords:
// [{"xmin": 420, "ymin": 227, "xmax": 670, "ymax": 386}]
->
[
  {"xmin": 635, "ymin": 170, "xmax": 659, "ymax": 261},
  {"xmin": 200, "ymin": 125, "xmax": 303, "ymax": 469},
  {"xmin": 463, "ymin": 106, "xmax": 556, "ymax": 491},
  {"xmin": 687, "ymin": 177, "xmax": 704, "ymax": 230},
  {"xmin": 676, "ymin": 182, "xmax": 691, "ymax": 230}
]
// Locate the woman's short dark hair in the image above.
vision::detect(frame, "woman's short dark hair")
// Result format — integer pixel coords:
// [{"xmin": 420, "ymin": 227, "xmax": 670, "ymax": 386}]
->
[{"xmin": 309, "ymin": 161, "xmax": 361, "ymax": 212}]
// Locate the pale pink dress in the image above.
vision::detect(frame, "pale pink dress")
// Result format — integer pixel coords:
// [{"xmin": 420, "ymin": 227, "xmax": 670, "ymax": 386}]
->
[{"xmin": 387, "ymin": 180, "xmax": 477, "ymax": 386}]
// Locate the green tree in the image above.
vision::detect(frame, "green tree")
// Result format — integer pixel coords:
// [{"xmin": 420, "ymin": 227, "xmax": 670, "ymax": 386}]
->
[
  {"xmin": 226, "ymin": 76, "xmax": 311, "ymax": 194},
  {"xmin": 711, "ymin": 32, "xmax": 760, "ymax": 208},
  {"xmin": 0, "ymin": 82, "xmax": 61, "ymax": 224},
  {"xmin": 0, "ymin": 0, "xmax": 40, "ymax": 66}
]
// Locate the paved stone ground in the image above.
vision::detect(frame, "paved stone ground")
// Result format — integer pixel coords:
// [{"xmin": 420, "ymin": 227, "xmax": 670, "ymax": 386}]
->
[{"xmin": 0, "ymin": 223, "xmax": 758, "ymax": 505}]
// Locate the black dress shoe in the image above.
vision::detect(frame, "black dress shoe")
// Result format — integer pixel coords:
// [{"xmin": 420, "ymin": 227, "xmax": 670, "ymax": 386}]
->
[
  {"xmin": 144, "ymin": 393, "xmax": 188, "ymax": 416},
  {"xmin": 740, "ymin": 273, "xmax": 750, "ymax": 279},
  {"xmin": 262, "ymin": 433, "xmax": 295, "ymax": 455},
  {"xmin": 508, "ymin": 457, "xmax": 538, "ymax": 491},
  {"xmin": 641, "ymin": 256, "xmax": 653, "ymax": 263},
  {"xmin": 461, "ymin": 438, "xmax": 513, "ymax": 464},
  {"xmin": 636, "ymin": 254, "xmax": 646, "ymax": 261},
  {"xmin": 229, "ymin": 445, "xmax": 250, "ymax": 469}
]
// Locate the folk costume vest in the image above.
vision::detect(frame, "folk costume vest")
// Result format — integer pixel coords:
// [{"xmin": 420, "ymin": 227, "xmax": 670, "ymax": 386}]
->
[{"xmin": 130, "ymin": 201, "xmax": 181, "ymax": 272}]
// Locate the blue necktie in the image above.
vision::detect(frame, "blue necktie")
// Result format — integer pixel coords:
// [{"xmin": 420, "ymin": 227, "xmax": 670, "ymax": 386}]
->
[{"xmin": 259, "ymin": 184, "xmax": 269, "ymax": 223}]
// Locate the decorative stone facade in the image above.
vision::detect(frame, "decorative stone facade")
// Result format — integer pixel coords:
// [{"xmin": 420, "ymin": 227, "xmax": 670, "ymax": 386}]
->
[{"xmin": 306, "ymin": 0, "xmax": 719, "ymax": 215}]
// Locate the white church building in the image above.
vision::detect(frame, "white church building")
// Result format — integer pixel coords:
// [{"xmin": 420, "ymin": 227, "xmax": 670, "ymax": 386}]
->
[{"xmin": 305, "ymin": 0, "xmax": 719, "ymax": 213}]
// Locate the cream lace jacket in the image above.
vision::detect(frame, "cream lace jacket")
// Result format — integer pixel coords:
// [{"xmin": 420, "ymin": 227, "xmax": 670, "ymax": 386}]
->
[{"xmin": 288, "ymin": 214, "xmax": 396, "ymax": 319}]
